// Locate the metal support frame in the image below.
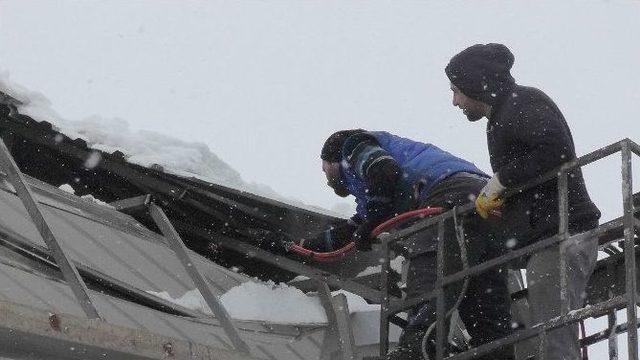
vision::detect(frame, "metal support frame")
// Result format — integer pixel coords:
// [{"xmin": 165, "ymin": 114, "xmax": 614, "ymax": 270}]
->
[
  {"xmin": 376, "ymin": 139, "xmax": 640, "ymax": 360},
  {"xmin": 0, "ymin": 138, "xmax": 101, "ymax": 319},
  {"xmin": 607, "ymin": 310, "xmax": 619, "ymax": 360},
  {"xmin": 379, "ymin": 233, "xmax": 391, "ymax": 356},
  {"xmin": 317, "ymin": 282, "xmax": 341, "ymax": 360},
  {"xmin": 109, "ymin": 194, "xmax": 151, "ymax": 214},
  {"xmin": 148, "ymin": 203, "xmax": 251, "ymax": 354},
  {"xmin": 332, "ymin": 293, "xmax": 357, "ymax": 360},
  {"xmin": 317, "ymin": 281, "xmax": 357, "ymax": 360},
  {"xmin": 446, "ymin": 296, "xmax": 627, "ymax": 360},
  {"xmin": 558, "ymin": 167, "xmax": 571, "ymax": 316},
  {"xmin": 435, "ymin": 219, "xmax": 446, "ymax": 360},
  {"xmin": 580, "ymin": 315, "xmax": 640, "ymax": 348},
  {"xmin": 621, "ymin": 140, "xmax": 638, "ymax": 360}
]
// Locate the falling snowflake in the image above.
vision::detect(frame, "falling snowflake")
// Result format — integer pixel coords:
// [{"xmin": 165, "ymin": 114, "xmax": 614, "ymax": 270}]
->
[{"xmin": 84, "ymin": 151, "xmax": 102, "ymax": 169}]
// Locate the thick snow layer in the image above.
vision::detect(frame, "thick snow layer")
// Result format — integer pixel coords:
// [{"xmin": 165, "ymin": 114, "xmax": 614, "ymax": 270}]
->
[
  {"xmin": 220, "ymin": 280, "xmax": 327, "ymax": 324},
  {"xmin": 147, "ymin": 280, "xmax": 384, "ymax": 324},
  {"xmin": 0, "ymin": 72, "xmax": 261, "ymax": 195},
  {"xmin": 0, "ymin": 73, "xmax": 344, "ymax": 216}
]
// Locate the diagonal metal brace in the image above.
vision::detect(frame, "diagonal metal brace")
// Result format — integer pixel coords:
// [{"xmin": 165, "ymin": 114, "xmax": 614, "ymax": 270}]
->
[
  {"xmin": 0, "ymin": 138, "xmax": 101, "ymax": 319},
  {"xmin": 148, "ymin": 203, "xmax": 251, "ymax": 354}
]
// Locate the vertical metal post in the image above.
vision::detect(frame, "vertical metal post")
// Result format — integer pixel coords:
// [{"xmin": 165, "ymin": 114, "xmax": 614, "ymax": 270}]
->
[
  {"xmin": 332, "ymin": 293, "xmax": 357, "ymax": 360},
  {"xmin": 317, "ymin": 281, "xmax": 341, "ymax": 360},
  {"xmin": 435, "ymin": 219, "xmax": 446, "ymax": 360},
  {"xmin": 148, "ymin": 203, "xmax": 251, "ymax": 354},
  {"xmin": 608, "ymin": 310, "xmax": 619, "ymax": 360},
  {"xmin": 538, "ymin": 331, "xmax": 547, "ymax": 360},
  {"xmin": 379, "ymin": 233, "xmax": 391, "ymax": 357},
  {"xmin": 0, "ymin": 138, "xmax": 101, "ymax": 319},
  {"xmin": 621, "ymin": 141, "xmax": 639, "ymax": 360},
  {"xmin": 558, "ymin": 168, "xmax": 571, "ymax": 315}
]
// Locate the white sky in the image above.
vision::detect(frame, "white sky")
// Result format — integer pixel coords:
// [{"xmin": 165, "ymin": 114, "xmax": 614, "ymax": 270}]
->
[{"xmin": 1, "ymin": 1, "xmax": 639, "ymax": 356}]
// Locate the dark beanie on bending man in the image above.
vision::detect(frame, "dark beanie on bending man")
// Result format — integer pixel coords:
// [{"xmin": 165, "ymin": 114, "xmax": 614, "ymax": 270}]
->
[
  {"xmin": 321, "ymin": 129, "xmax": 365, "ymax": 162},
  {"xmin": 445, "ymin": 43, "xmax": 516, "ymax": 107}
]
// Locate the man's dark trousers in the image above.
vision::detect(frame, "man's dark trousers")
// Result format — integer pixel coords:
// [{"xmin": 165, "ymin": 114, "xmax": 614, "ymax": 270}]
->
[{"xmin": 389, "ymin": 173, "xmax": 514, "ymax": 360}]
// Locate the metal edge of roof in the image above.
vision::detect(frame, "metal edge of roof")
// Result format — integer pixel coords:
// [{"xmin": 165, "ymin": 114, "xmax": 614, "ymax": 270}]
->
[{"xmin": 0, "ymin": 296, "xmax": 259, "ymax": 360}]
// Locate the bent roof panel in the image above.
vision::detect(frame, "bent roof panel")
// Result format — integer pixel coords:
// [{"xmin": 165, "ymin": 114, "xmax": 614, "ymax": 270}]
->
[
  {"xmin": 0, "ymin": 257, "xmax": 327, "ymax": 360},
  {"xmin": 0, "ymin": 174, "xmax": 248, "ymax": 299}
]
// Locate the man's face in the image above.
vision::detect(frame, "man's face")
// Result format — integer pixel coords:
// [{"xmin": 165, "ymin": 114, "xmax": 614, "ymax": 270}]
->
[
  {"xmin": 322, "ymin": 160, "xmax": 350, "ymax": 197},
  {"xmin": 450, "ymin": 83, "xmax": 488, "ymax": 122}
]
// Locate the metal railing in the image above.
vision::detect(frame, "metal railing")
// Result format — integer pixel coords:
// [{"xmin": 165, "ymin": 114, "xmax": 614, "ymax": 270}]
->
[{"xmin": 377, "ymin": 138, "xmax": 640, "ymax": 360}]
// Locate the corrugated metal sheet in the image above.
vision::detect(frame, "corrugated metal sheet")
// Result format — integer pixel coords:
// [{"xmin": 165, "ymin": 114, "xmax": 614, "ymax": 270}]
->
[
  {"xmin": 0, "ymin": 177, "xmax": 247, "ymax": 298},
  {"xmin": 0, "ymin": 174, "xmax": 331, "ymax": 360},
  {"xmin": 0, "ymin": 259, "xmax": 327, "ymax": 359}
]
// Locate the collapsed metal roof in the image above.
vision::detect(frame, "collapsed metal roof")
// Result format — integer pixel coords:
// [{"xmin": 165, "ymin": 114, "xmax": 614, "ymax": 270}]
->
[
  {"xmin": 0, "ymin": 96, "xmax": 384, "ymax": 282},
  {"xmin": 0, "ymin": 94, "xmax": 396, "ymax": 360}
]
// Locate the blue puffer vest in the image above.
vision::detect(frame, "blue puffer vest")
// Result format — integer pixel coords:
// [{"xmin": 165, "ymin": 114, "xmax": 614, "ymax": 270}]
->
[{"xmin": 341, "ymin": 131, "xmax": 487, "ymax": 219}]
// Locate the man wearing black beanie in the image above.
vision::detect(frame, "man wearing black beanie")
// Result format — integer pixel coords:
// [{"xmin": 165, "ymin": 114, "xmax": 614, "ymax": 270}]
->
[{"xmin": 446, "ymin": 43, "xmax": 601, "ymax": 360}]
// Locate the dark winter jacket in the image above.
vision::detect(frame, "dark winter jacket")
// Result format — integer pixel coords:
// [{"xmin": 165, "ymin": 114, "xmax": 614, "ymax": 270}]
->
[
  {"xmin": 341, "ymin": 131, "xmax": 486, "ymax": 223},
  {"xmin": 487, "ymin": 85, "xmax": 601, "ymax": 233},
  {"xmin": 446, "ymin": 43, "xmax": 600, "ymax": 238}
]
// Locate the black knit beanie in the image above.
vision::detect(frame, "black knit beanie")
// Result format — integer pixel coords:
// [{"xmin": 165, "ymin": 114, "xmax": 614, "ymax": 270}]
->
[
  {"xmin": 445, "ymin": 43, "xmax": 516, "ymax": 106},
  {"xmin": 321, "ymin": 129, "xmax": 365, "ymax": 162}
]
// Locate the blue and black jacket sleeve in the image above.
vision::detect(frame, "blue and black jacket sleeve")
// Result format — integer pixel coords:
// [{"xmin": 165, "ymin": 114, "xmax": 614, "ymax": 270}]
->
[{"xmin": 343, "ymin": 132, "xmax": 402, "ymax": 249}]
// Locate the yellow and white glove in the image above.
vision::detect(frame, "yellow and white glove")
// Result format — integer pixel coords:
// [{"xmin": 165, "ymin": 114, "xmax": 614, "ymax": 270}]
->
[{"xmin": 476, "ymin": 174, "xmax": 506, "ymax": 219}]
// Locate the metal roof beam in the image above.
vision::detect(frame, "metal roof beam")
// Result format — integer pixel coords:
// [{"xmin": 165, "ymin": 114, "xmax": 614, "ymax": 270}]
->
[
  {"xmin": 0, "ymin": 138, "xmax": 100, "ymax": 319},
  {"xmin": 149, "ymin": 203, "xmax": 251, "ymax": 354}
]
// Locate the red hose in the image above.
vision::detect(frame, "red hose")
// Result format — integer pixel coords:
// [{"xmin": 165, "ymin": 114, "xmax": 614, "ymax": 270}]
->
[
  {"xmin": 370, "ymin": 207, "xmax": 444, "ymax": 238},
  {"xmin": 289, "ymin": 207, "xmax": 444, "ymax": 263},
  {"xmin": 287, "ymin": 242, "xmax": 355, "ymax": 262}
]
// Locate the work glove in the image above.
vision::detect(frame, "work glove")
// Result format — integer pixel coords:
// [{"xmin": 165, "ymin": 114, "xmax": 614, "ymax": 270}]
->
[
  {"xmin": 301, "ymin": 220, "xmax": 357, "ymax": 252},
  {"xmin": 353, "ymin": 221, "xmax": 376, "ymax": 251},
  {"xmin": 475, "ymin": 174, "xmax": 506, "ymax": 219}
]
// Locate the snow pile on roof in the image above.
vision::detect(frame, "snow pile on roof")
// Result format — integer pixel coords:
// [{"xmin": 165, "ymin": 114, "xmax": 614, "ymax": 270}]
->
[
  {"xmin": 146, "ymin": 280, "xmax": 381, "ymax": 324},
  {"xmin": 58, "ymin": 183, "xmax": 114, "ymax": 208},
  {"xmin": 331, "ymin": 290, "xmax": 380, "ymax": 313},
  {"xmin": 220, "ymin": 280, "xmax": 328, "ymax": 324},
  {"xmin": 0, "ymin": 73, "xmax": 345, "ymax": 216},
  {"xmin": 0, "ymin": 72, "xmax": 300, "ymax": 205}
]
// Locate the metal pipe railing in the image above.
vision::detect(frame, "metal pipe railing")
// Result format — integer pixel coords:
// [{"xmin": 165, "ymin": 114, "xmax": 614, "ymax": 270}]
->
[
  {"xmin": 620, "ymin": 141, "xmax": 638, "ymax": 360},
  {"xmin": 377, "ymin": 138, "xmax": 640, "ymax": 360}
]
